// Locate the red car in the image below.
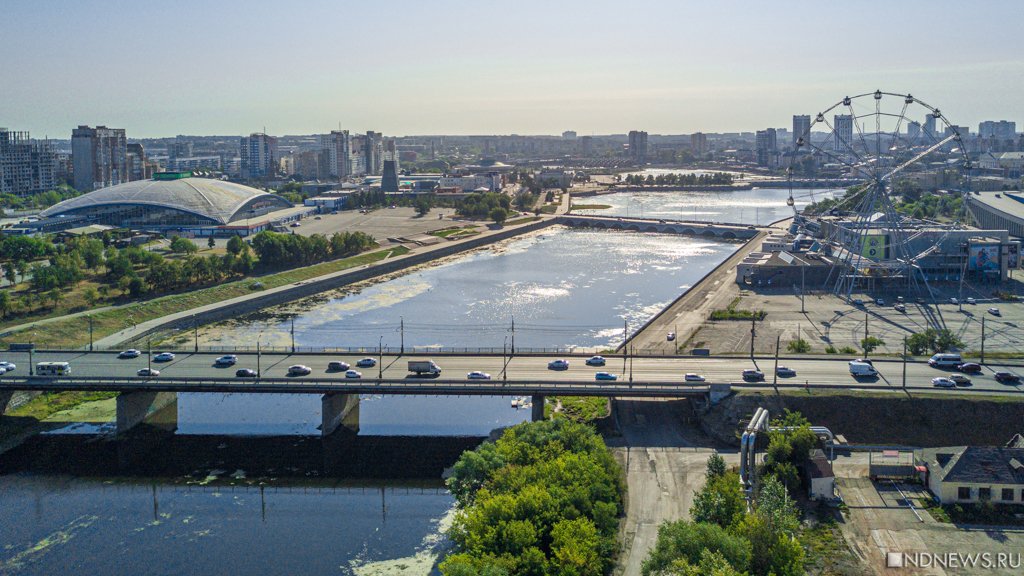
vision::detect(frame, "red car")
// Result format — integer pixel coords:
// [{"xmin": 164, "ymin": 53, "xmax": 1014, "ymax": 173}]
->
[{"xmin": 957, "ymin": 363, "xmax": 982, "ymax": 374}]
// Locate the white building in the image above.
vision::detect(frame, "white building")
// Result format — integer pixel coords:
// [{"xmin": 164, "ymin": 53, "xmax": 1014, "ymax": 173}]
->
[
  {"xmin": 833, "ymin": 115, "xmax": 853, "ymax": 153},
  {"xmin": 239, "ymin": 132, "xmax": 277, "ymax": 180}
]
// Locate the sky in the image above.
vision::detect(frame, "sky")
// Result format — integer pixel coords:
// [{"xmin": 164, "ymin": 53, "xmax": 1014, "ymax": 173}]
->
[{"xmin": 3, "ymin": 0, "xmax": 1023, "ymax": 138}]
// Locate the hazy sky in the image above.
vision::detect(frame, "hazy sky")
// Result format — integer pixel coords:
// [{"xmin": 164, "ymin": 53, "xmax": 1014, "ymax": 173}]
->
[{"xmin": 4, "ymin": 0, "xmax": 1022, "ymax": 138}]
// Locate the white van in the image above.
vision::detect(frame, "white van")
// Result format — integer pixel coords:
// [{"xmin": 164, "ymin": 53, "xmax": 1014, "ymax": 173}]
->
[
  {"xmin": 928, "ymin": 353, "xmax": 962, "ymax": 368},
  {"xmin": 849, "ymin": 361, "xmax": 877, "ymax": 377}
]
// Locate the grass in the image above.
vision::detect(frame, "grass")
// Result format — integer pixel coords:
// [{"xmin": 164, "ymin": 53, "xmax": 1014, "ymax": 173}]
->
[
  {"xmin": 921, "ymin": 499, "xmax": 1024, "ymax": 526},
  {"xmin": 552, "ymin": 396, "xmax": 610, "ymax": 422},
  {"xmin": 709, "ymin": 296, "xmax": 766, "ymax": 321},
  {"xmin": 540, "ymin": 204, "xmax": 558, "ymax": 214},
  {"xmin": 0, "ymin": 246, "xmax": 410, "ymax": 349},
  {"xmin": 798, "ymin": 509, "xmax": 867, "ymax": 576},
  {"xmin": 428, "ymin": 226, "xmax": 480, "ymax": 240},
  {"xmin": 569, "ymin": 203, "xmax": 612, "ymax": 210},
  {"xmin": 504, "ymin": 216, "xmax": 542, "ymax": 226},
  {"xmin": 0, "ymin": 391, "xmax": 118, "ymax": 441}
]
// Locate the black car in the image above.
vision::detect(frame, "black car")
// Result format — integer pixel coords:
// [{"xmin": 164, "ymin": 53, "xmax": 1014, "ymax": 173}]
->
[
  {"xmin": 994, "ymin": 372, "xmax": 1020, "ymax": 383},
  {"xmin": 957, "ymin": 362, "xmax": 982, "ymax": 374},
  {"xmin": 235, "ymin": 368, "xmax": 258, "ymax": 378}
]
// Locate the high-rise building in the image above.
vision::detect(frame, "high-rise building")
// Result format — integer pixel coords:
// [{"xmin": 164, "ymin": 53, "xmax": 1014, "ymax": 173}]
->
[
  {"xmin": 562, "ymin": 130, "xmax": 577, "ymax": 140},
  {"xmin": 907, "ymin": 121, "xmax": 921, "ymax": 141},
  {"xmin": 380, "ymin": 160, "xmax": 399, "ymax": 192},
  {"xmin": 239, "ymin": 132, "xmax": 278, "ymax": 180},
  {"xmin": 319, "ymin": 130, "xmax": 351, "ymax": 179},
  {"xmin": 126, "ymin": 142, "xmax": 154, "ymax": 181},
  {"xmin": 579, "ymin": 136, "xmax": 593, "ymax": 156},
  {"xmin": 168, "ymin": 139, "xmax": 194, "ymax": 159},
  {"xmin": 691, "ymin": 132, "xmax": 708, "ymax": 158},
  {"xmin": 792, "ymin": 115, "xmax": 811, "ymax": 146},
  {"xmin": 979, "ymin": 120, "xmax": 1016, "ymax": 139},
  {"xmin": 72, "ymin": 125, "xmax": 127, "ymax": 191},
  {"xmin": 923, "ymin": 114, "xmax": 937, "ymax": 139},
  {"xmin": 628, "ymin": 130, "xmax": 648, "ymax": 164},
  {"xmin": 755, "ymin": 128, "xmax": 777, "ymax": 166},
  {"xmin": 365, "ymin": 131, "xmax": 383, "ymax": 175},
  {"xmin": 294, "ymin": 149, "xmax": 325, "ymax": 180},
  {"xmin": 833, "ymin": 115, "xmax": 853, "ymax": 153},
  {"xmin": 0, "ymin": 128, "xmax": 57, "ymax": 197}
]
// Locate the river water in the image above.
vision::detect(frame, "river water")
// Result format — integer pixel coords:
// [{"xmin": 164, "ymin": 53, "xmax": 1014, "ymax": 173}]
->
[{"xmin": 1, "ymin": 188, "xmax": 810, "ymax": 575}]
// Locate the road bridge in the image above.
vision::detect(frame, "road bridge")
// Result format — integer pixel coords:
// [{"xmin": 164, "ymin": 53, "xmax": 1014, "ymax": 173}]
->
[{"xmin": 557, "ymin": 215, "xmax": 765, "ymax": 240}]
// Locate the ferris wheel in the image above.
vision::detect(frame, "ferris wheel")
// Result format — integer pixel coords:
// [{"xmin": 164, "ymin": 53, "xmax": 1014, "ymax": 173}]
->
[{"xmin": 786, "ymin": 90, "xmax": 973, "ymax": 300}]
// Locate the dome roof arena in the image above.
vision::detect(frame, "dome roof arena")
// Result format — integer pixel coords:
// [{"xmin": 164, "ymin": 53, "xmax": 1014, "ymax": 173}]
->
[{"xmin": 41, "ymin": 176, "xmax": 292, "ymax": 226}]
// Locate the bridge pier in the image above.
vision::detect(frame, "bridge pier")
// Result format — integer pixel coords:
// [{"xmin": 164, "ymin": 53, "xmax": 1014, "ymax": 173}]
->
[
  {"xmin": 321, "ymin": 393, "xmax": 360, "ymax": 436},
  {"xmin": 116, "ymin": 391, "xmax": 178, "ymax": 434},
  {"xmin": 0, "ymin": 391, "xmax": 13, "ymax": 416},
  {"xmin": 531, "ymin": 395, "xmax": 545, "ymax": 422}
]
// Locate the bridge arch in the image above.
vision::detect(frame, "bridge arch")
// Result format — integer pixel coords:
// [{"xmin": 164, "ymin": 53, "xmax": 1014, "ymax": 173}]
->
[
  {"xmin": 644, "ymin": 226, "xmax": 659, "ymax": 233},
  {"xmin": 626, "ymin": 224, "xmax": 641, "ymax": 231},
  {"xmin": 702, "ymin": 229, "xmax": 717, "ymax": 237},
  {"xmin": 721, "ymin": 231, "xmax": 737, "ymax": 240},
  {"xmin": 683, "ymin": 228, "xmax": 696, "ymax": 235}
]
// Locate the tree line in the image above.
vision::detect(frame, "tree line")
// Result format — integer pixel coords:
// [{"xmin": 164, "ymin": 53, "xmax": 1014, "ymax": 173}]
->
[
  {"xmin": 622, "ymin": 172, "xmax": 734, "ymax": 187},
  {"xmin": 0, "ymin": 183, "xmax": 81, "ymax": 211},
  {"xmin": 250, "ymin": 230, "xmax": 375, "ymax": 269}
]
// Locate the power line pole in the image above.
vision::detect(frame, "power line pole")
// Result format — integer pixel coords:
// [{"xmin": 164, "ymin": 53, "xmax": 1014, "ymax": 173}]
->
[
  {"xmin": 750, "ymin": 316, "xmax": 757, "ymax": 359},
  {"xmin": 400, "ymin": 316, "xmax": 405, "ymax": 356},
  {"xmin": 902, "ymin": 337, "xmax": 908, "ymax": 390},
  {"xmin": 864, "ymin": 312, "xmax": 869, "ymax": 358},
  {"xmin": 88, "ymin": 315, "xmax": 94, "ymax": 352},
  {"xmin": 290, "ymin": 318, "xmax": 295, "ymax": 354},
  {"xmin": 193, "ymin": 314, "xmax": 198, "ymax": 353},
  {"xmin": 773, "ymin": 334, "xmax": 781, "ymax": 386},
  {"xmin": 623, "ymin": 320, "xmax": 628, "ymax": 375},
  {"xmin": 801, "ymin": 264, "xmax": 806, "ymax": 314},
  {"xmin": 511, "ymin": 315, "xmax": 515, "ymax": 355},
  {"xmin": 980, "ymin": 316, "xmax": 986, "ymax": 365}
]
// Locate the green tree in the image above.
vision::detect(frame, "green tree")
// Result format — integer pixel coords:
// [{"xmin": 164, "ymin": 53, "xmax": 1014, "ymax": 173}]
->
[
  {"xmin": 15, "ymin": 260, "xmax": 28, "ymax": 283},
  {"xmin": 83, "ymin": 286, "xmax": 99, "ymax": 307},
  {"xmin": 415, "ymin": 196, "xmax": 433, "ymax": 216},
  {"xmin": 786, "ymin": 338, "xmax": 811, "ymax": 353},
  {"xmin": 0, "ymin": 290, "xmax": 11, "ymax": 318},
  {"xmin": 490, "ymin": 207, "xmax": 507, "ymax": 225},
  {"xmin": 550, "ymin": 518, "xmax": 603, "ymax": 576},
  {"xmin": 641, "ymin": 521, "xmax": 752, "ymax": 576},
  {"xmin": 169, "ymin": 236, "xmax": 197, "ymax": 254},
  {"xmin": 3, "ymin": 262, "xmax": 16, "ymax": 287},
  {"xmin": 47, "ymin": 287, "xmax": 63, "ymax": 309},
  {"xmin": 690, "ymin": 472, "xmax": 745, "ymax": 528},
  {"xmin": 860, "ymin": 336, "xmax": 885, "ymax": 354},
  {"xmin": 207, "ymin": 236, "xmax": 216, "ymax": 250},
  {"xmin": 226, "ymin": 235, "xmax": 245, "ymax": 255},
  {"xmin": 706, "ymin": 453, "xmax": 727, "ymax": 479}
]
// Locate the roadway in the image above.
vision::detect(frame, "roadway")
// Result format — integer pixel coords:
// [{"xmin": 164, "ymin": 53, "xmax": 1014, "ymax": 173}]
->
[{"xmin": 2, "ymin": 351, "xmax": 1023, "ymax": 396}]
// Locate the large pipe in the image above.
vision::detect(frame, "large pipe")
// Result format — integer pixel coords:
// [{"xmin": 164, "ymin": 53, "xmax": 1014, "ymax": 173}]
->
[
  {"xmin": 769, "ymin": 425, "xmax": 835, "ymax": 443},
  {"xmin": 739, "ymin": 431, "xmax": 750, "ymax": 485}
]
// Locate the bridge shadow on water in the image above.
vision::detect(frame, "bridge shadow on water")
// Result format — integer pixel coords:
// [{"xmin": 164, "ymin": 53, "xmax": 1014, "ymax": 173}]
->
[{"xmin": 0, "ymin": 429, "xmax": 485, "ymax": 483}]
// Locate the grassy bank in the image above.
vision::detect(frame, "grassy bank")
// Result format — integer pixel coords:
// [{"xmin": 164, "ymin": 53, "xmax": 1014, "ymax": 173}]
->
[
  {"xmin": 548, "ymin": 396, "xmax": 611, "ymax": 422},
  {"xmin": 570, "ymin": 203, "xmax": 612, "ymax": 210},
  {"xmin": 428, "ymin": 226, "xmax": 480, "ymax": 240},
  {"xmin": 0, "ymin": 246, "xmax": 409, "ymax": 349},
  {"xmin": 0, "ymin": 392, "xmax": 117, "ymax": 442}
]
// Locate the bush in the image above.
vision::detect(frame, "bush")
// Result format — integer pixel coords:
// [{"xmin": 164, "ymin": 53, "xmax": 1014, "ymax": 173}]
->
[
  {"xmin": 786, "ymin": 339, "xmax": 811, "ymax": 353},
  {"xmin": 824, "ymin": 345, "xmax": 837, "ymax": 354},
  {"xmin": 906, "ymin": 328, "xmax": 964, "ymax": 355}
]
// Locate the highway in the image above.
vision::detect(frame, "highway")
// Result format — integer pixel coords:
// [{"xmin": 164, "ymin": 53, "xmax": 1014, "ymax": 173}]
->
[{"xmin": 1, "ymin": 350, "xmax": 1023, "ymax": 396}]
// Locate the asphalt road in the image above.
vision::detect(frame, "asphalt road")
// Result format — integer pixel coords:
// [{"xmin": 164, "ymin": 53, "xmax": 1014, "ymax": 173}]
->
[{"xmin": 2, "ymin": 351, "xmax": 1023, "ymax": 395}]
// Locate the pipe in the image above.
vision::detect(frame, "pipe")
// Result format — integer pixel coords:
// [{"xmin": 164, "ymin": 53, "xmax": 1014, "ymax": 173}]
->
[
  {"xmin": 768, "ymin": 425, "xmax": 835, "ymax": 443},
  {"xmin": 740, "ymin": 431, "xmax": 750, "ymax": 485}
]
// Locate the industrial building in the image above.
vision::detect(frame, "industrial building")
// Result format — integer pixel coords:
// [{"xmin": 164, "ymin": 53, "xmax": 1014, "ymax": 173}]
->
[
  {"xmin": 918, "ymin": 445, "xmax": 1024, "ymax": 505},
  {"xmin": 968, "ymin": 191, "xmax": 1024, "ymax": 238}
]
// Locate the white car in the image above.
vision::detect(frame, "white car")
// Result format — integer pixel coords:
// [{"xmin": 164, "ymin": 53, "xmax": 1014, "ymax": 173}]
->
[
  {"xmin": 893, "ymin": 303, "xmax": 906, "ymax": 312},
  {"xmin": 585, "ymin": 355, "xmax": 606, "ymax": 366},
  {"xmin": 931, "ymin": 377, "xmax": 956, "ymax": 388},
  {"xmin": 684, "ymin": 373, "xmax": 706, "ymax": 382},
  {"xmin": 153, "ymin": 352, "xmax": 175, "ymax": 362},
  {"xmin": 467, "ymin": 371, "xmax": 491, "ymax": 380},
  {"xmin": 966, "ymin": 297, "xmax": 976, "ymax": 305},
  {"xmin": 214, "ymin": 355, "xmax": 237, "ymax": 366},
  {"xmin": 137, "ymin": 368, "xmax": 160, "ymax": 377},
  {"xmin": 118, "ymin": 349, "xmax": 141, "ymax": 359},
  {"xmin": 345, "ymin": 369, "xmax": 362, "ymax": 379},
  {"xmin": 0, "ymin": 361, "xmax": 15, "ymax": 371},
  {"xmin": 949, "ymin": 297, "xmax": 959, "ymax": 305},
  {"xmin": 548, "ymin": 359, "xmax": 570, "ymax": 370},
  {"xmin": 0, "ymin": 366, "xmax": 6, "ymax": 375},
  {"xmin": 988, "ymin": 307, "xmax": 1001, "ymax": 316},
  {"xmin": 356, "ymin": 357, "xmax": 377, "ymax": 368},
  {"xmin": 288, "ymin": 364, "xmax": 312, "ymax": 376}
]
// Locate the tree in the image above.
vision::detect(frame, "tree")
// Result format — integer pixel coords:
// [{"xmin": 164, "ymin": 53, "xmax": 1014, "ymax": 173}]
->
[
  {"xmin": 786, "ymin": 339, "xmax": 810, "ymax": 353},
  {"xmin": 208, "ymin": 236, "xmax": 216, "ymax": 250},
  {"xmin": 690, "ymin": 472, "xmax": 745, "ymax": 529},
  {"xmin": 47, "ymin": 287, "xmax": 63, "ymax": 309},
  {"xmin": 907, "ymin": 328, "xmax": 964, "ymax": 355},
  {"xmin": 706, "ymin": 453, "xmax": 727, "ymax": 479},
  {"xmin": 641, "ymin": 521, "xmax": 752, "ymax": 576},
  {"xmin": 169, "ymin": 236, "xmax": 197, "ymax": 254},
  {"xmin": 3, "ymin": 262, "xmax": 15, "ymax": 287},
  {"xmin": 490, "ymin": 207, "xmax": 507, "ymax": 225},
  {"xmin": 0, "ymin": 291, "xmax": 11, "ymax": 318},
  {"xmin": 15, "ymin": 260, "xmax": 28, "ymax": 283},
  {"xmin": 860, "ymin": 336, "xmax": 885, "ymax": 354},
  {"xmin": 415, "ymin": 197, "xmax": 433, "ymax": 217},
  {"xmin": 226, "ymin": 235, "xmax": 245, "ymax": 256},
  {"xmin": 550, "ymin": 518, "xmax": 603, "ymax": 576},
  {"xmin": 83, "ymin": 286, "xmax": 99, "ymax": 307}
]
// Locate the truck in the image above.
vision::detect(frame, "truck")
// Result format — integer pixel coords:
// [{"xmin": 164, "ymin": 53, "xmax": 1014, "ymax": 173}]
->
[
  {"xmin": 408, "ymin": 360, "xmax": 442, "ymax": 375},
  {"xmin": 848, "ymin": 361, "xmax": 877, "ymax": 377}
]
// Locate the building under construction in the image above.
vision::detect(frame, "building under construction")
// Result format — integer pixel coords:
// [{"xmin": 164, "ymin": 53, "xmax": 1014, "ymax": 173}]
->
[{"xmin": 0, "ymin": 128, "xmax": 58, "ymax": 197}]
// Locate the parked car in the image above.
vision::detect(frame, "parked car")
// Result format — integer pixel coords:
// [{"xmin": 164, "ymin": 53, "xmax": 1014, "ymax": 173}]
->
[
  {"xmin": 852, "ymin": 299, "xmax": 864, "ymax": 306},
  {"xmin": 118, "ymin": 349, "xmax": 141, "ymax": 359},
  {"xmin": 585, "ymin": 355, "xmax": 606, "ymax": 366},
  {"xmin": 356, "ymin": 357, "xmax": 377, "ymax": 368},
  {"xmin": 948, "ymin": 373, "xmax": 971, "ymax": 385},
  {"xmin": 153, "ymin": 352, "xmax": 175, "ymax": 362},
  {"xmin": 957, "ymin": 362, "xmax": 982, "ymax": 373},
  {"xmin": 0, "ymin": 366, "xmax": 6, "ymax": 376},
  {"xmin": 931, "ymin": 377, "xmax": 956, "ymax": 388},
  {"xmin": 214, "ymin": 354, "xmax": 237, "ymax": 366},
  {"xmin": 548, "ymin": 359, "xmax": 570, "ymax": 370},
  {"xmin": 684, "ymin": 373, "xmax": 706, "ymax": 382},
  {"xmin": 894, "ymin": 303, "xmax": 906, "ymax": 312},
  {"xmin": 467, "ymin": 371, "xmax": 491, "ymax": 380},
  {"xmin": 950, "ymin": 297, "xmax": 959, "ymax": 305},
  {"xmin": 595, "ymin": 372, "xmax": 618, "ymax": 381},
  {"xmin": 137, "ymin": 368, "xmax": 160, "ymax": 377},
  {"xmin": 994, "ymin": 372, "xmax": 1020, "ymax": 383},
  {"xmin": 288, "ymin": 364, "xmax": 312, "ymax": 376},
  {"xmin": 966, "ymin": 297, "xmax": 976, "ymax": 305},
  {"xmin": 875, "ymin": 298, "xmax": 885, "ymax": 306},
  {"xmin": 289, "ymin": 222, "xmax": 301, "ymax": 228},
  {"xmin": 235, "ymin": 368, "xmax": 258, "ymax": 378},
  {"xmin": 896, "ymin": 296, "xmax": 905, "ymax": 303},
  {"xmin": 776, "ymin": 366, "xmax": 797, "ymax": 377},
  {"xmin": 327, "ymin": 361, "xmax": 351, "ymax": 372},
  {"xmin": 742, "ymin": 369, "xmax": 765, "ymax": 381},
  {"xmin": 345, "ymin": 369, "xmax": 362, "ymax": 379},
  {"xmin": 988, "ymin": 307, "xmax": 1001, "ymax": 316},
  {"xmin": 667, "ymin": 332, "xmax": 676, "ymax": 341}
]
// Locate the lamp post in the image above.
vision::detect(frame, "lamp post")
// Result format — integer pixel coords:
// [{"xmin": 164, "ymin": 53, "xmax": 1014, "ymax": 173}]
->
[
  {"xmin": 87, "ymin": 315, "xmax": 94, "ymax": 352},
  {"xmin": 503, "ymin": 335, "xmax": 508, "ymax": 383},
  {"xmin": 378, "ymin": 336, "xmax": 383, "ymax": 379}
]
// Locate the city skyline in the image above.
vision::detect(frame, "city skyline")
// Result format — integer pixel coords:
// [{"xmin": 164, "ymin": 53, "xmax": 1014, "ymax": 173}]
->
[{"xmin": 3, "ymin": 0, "xmax": 1023, "ymax": 138}]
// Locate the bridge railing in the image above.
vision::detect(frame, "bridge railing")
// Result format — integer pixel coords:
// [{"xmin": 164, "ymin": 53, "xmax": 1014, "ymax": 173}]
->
[{"xmin": 86, "ymin": 345, "xmax": 636, "ymax": 356}]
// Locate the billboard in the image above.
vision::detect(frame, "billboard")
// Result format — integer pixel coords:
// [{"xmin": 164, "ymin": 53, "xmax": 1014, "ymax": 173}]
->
[
  {"xmin": 1008, "ymin": 242, "xmax": 1020, "ymax": 270},
  {"xmin": 860, "ymin": 234, "xmax": 888, "ymax": 261},
  {"xmin": 969, "ymin": 244, "xmax": 1001, "ymax": 272}
]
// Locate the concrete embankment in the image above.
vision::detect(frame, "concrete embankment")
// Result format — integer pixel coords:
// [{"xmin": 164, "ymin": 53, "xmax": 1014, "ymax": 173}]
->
[{"xmin": 103, "ymin": 218, "xmax": 557, "ymax": 348}]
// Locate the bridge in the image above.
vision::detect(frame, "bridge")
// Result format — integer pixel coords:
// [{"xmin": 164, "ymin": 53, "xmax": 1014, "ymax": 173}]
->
[
  {"xmin": 557, "ymin": 215, "xmax": 765, "ymax": 240},
  {"xmin": 2, "ymin": 350, "xmax": 1022, "ymax": 438}
]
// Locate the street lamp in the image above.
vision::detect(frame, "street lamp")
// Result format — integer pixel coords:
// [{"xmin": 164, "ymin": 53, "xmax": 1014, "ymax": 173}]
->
[
  {"xmin": 503, "ymin": 335, "xmax": 508, "ymax": 382},
  {"xmin": 378, "ymin": 336, "xmax": 384, "ymax": 379}
]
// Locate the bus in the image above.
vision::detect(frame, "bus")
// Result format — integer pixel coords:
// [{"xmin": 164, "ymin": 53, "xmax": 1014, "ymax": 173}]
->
[{"xmin": 35, "ymin": 361, "xmax": 71, "ymax": 376}]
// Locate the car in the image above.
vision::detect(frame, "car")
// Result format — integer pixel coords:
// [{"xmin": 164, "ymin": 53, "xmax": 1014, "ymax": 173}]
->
[
  {"xmin": 931, "ymin": 377, "xmax": 956, "ymax": 388},
  {"xmin": 289, "ymin": 222, "xmax": 301, "ymax": 227},
  {"xmin": 950, "ymin": 297, "xmax": 959, "ymax": 305},
  {"xmin": 467, "ymin": 371, "xmax": 492, "ymax": 380},
  {"xmin": 742, "ymin": 369, "xmax": 765, "ymax": 381},
  {"xmin": 988, "ymin": 307, "xmax": 1001, "ymax": 316},
  {"xmin": 595, "ymin": 371, "xmax": 618, "ymax": 381},
  {"xmin": 0, "ymin": 361, "xmax": 15, "ymax": 371},
  {"xmin": 548, "ymin": 359, "xmax": 570, "ymax": 370},
  {"xmin": 287, "ymin": 364, "xmax": 312, "ymax": 376},
  {"xmin": 966, "ymin": 297, "xmax": 976, "ymax": 305},
  {"xmin": 852, "ymin": 299, "xmax": 864, "ymax": 306},
  {"xmin": 948, "ymin": 373, "xmax": 971, "ymax": 385},
  {"xmin": 667, "ymin": 332, "xmax": 676, "ymax": 341},
  {"xmin": 328, "ymin": 361, "xmax": 351, "ymax": 372},
  {"xmin": 684, "ymin": 373, "xmax": 706, "ymax": 382},
  {"xmin": 118, "ymin": 349, "xmax": 141, "ymax": 359},
  {"xmin": 345, "ymin": 369, "xmax": 362, "ymax": 379},
  {"xmin": 896, "ymin": 296, "xmax": 905, "ymax": 303},
  {"xmin": 957, "ymin": 362, "xmax": 982, "ymax": 373},
  {"xmin": 853, "ymin": 358, "xmax": 874, "ymax": 366},
  {"xmin": 776, "ymin": 366, "xmax": 797, "ymax": 377},
  {"xmin": 0, "ymin": 366, "xmax": 6, "ymax": 375},
  {"xmin": 153, "ymin": 352, "xmax": 175, "ymax": 362},
  {"xmin": 137, "ymin": 368, "xmax": 160, "ymax": 377},
  {"xmin": 314, "ymin": 216, "xmax": 322, "ymax": 220},
  {"xmin": 894, "ymin": 303, "xmax": 906, "ymax": 312},
  {"xmin": 235, "ymin": 368, "xmax": 258, "ymax": 377},
  {"xmin": 875, "ymin": 298, "xmax": 885, "ymax": 306},
  {"xmin": 585, "ymin": 355, "xmax": 606, "ymax": 366},
  {"xmin": 356, "ymin": 357, "xmax": 377, "ymax": 368},
  {"xmin": 994, "ymin": 372, "xmax": 1021, "ymax": 383},
  {"xmin": 214, "ymin": 354, "xmax": 237, "ymax": 366}
]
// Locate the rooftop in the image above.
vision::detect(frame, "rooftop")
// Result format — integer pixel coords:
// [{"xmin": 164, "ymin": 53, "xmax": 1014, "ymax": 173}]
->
[{"xmin": 924, "ymin": 446, "xmax": 1024, "ymax": 485}]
